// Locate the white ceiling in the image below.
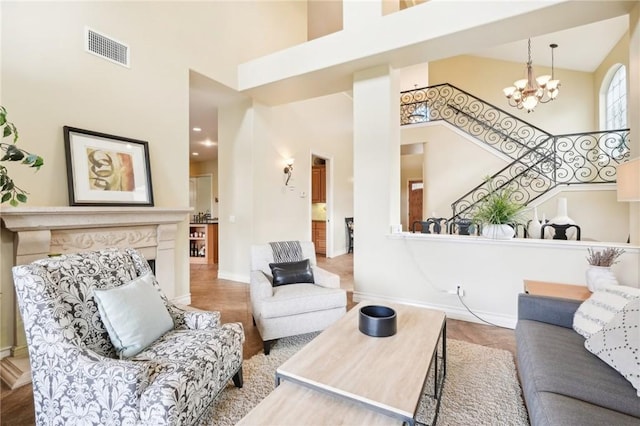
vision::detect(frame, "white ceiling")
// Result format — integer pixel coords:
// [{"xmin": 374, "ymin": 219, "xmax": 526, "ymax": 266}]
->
[
  {"xmin": 473, "ymin": 15, "xmax": 628, "ymax": 72},
  {"xmin": 189, "ymin": 71, "xmax": 247, "ymax": 162},
  {"xmin": 189, "ymin": 14, "xmax": 629, "ymax": 162}
]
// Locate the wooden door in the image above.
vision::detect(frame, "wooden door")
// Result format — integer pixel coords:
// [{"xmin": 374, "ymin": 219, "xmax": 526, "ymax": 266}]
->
[
  {"xmin": 312, "ymin": 166, "xmax": 326, "ymax": 203},
  {"xmin": 408, "ymin": 180, "xmax": 423, "ymax": 231},
  {"xmin": 312, "ymin": 167, "xmax": 322, "ymax": 203},
  {"xmin": 319, "ymin": 167, "xmax": 326, "ymax": 202}
]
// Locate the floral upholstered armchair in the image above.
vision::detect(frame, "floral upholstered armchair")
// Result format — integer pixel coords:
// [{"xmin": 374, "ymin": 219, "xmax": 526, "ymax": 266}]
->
[{"xmin": 12, "ymin": 247, "xmax": 244, "ymax": 425}]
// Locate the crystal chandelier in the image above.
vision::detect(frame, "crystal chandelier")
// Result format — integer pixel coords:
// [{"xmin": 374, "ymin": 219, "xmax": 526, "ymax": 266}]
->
[{"xmin": 503, "ymin": 39, "xmax": 560, "ymax": 113}]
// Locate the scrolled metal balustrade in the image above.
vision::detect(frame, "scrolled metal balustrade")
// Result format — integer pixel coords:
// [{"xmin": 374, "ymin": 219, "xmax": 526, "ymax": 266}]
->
[
  {"xmin": 400, "ymin": 83, "xmax": 553, "ymax": 162},
  {"xmin": 553, "ymin": 130, "xmax": 630, "ymax": 185},
  {"xmin": 400, "ymin": 83, "xmax": 630, "ymax": 221}
]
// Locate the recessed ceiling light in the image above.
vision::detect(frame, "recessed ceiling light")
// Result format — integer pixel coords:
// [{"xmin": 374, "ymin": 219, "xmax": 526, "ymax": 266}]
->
[
  {"xmin": 192, "ymin": 127, "xmax": 202, "ymax": 132},
  {"xmin": 192, "ymin": 152, "xmax": 199, "ymax": 156},
  {"xmin": 200, "ymin": 140, "xmax": 217, "ymax": 147}
]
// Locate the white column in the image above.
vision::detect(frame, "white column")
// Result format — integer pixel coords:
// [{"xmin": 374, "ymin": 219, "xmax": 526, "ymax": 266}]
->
[
  {"xmin": 156, "ymin": 223, "xmax": 179, "ymax": 300},
  {"xmin": 628, "ymin": 4, "xmax": 640, "ymax": 244},
  {"xmin": 353, "ymin": 65, "xmax": 401, "ymax": 284},
  {"xmin": 217, "ymin": 99, "xmax": 255, "ymax": 283}
]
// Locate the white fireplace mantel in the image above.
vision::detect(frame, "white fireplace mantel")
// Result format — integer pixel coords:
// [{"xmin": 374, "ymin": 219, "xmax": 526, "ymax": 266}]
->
[
  {"xmin": 1, "ymin": 206, "xmax": 191, "ymax": 231},
  {"xmin": 0, "ymin": 206, "xmax": 191, "ymax": 389}
]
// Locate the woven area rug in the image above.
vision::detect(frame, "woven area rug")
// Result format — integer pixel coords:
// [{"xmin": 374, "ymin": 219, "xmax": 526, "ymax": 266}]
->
[{"xmin": 209, "ymin": 333, "xmax": 529, "ymax": 425}]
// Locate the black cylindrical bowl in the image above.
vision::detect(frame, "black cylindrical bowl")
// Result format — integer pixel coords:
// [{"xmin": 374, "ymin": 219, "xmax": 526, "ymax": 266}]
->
[{"xmin": 359, "ymin": 305, "xmax": 397, "ymax": 337}]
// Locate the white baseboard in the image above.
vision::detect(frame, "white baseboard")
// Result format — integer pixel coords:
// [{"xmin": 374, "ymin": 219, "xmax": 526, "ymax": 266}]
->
[
  {"xmin": 0, "ymin": 347, "xmax": 11, "ymax": 359},
  {"xmin": 329, "ymin": 248, "xmax": 348, "ymax": 258},
  {"xmin": 352, "ymin": 291, "xmax": 517, "ymax": 329},
  {"xmin": 172, "ymin": 293, "xmax": 192, "ymax": 305},
  {"xmin": 217, "ymin": 271, "xmax": 250, "ymax": 284}
]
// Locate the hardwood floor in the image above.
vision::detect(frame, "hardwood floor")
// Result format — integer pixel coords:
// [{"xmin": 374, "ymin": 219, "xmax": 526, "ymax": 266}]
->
[{"xmin": 1, "ymin": 253, "xmax": 515, "ymax": 425}]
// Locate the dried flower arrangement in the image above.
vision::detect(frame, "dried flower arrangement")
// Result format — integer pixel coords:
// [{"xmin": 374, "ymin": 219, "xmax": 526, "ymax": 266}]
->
[{"xmin": 586, "ymin": 247, "xmax": 625, "ymax": 267}]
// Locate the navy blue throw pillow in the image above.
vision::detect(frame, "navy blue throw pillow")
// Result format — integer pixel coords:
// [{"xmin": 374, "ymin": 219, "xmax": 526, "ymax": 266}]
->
[{"xmin": 268, "ymin": 259, "xmax": 315, "ymax": 287}]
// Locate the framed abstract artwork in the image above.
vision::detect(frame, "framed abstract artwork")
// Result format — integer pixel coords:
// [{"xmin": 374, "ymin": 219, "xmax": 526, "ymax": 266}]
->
[{"xmin": 63, "ymin": 126, "xmax": 154, "ymax": 206}]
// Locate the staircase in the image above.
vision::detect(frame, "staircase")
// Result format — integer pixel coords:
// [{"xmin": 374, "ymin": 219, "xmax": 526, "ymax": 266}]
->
[{"xmin": 400, "ymin": 83, "xmax": 630, "ymax": 221}]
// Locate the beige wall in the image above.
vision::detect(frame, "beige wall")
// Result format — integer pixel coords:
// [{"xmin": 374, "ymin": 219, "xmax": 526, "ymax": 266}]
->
[
  {"xmin": 308, "ymin": 0, "xmax": 342, "ymax": 40},
  {"xmin": 531, "ymin": 190, "xmax": 630, "ymax": 243},
  {"xmin": 422, "ymin": 126, "xmax": 508, "ymax": 218},
  {"xmin": 400, "ymin": 123, "xmax": 509, "ymax": 219},
  {"xmin": 216, "ymin": 92, "xmax": 354, "ymax": 282},
  {"xmin": 400, "ymin": 153, "xmax": 423, "ymax": 231},
  {"xmin": 594, "ymin": 32, "xmax": 629, "ymax": 129},
  {"xmin": 429, "ymin": 55, "xmax": 596, "ymax": 134},
  {"xmin": 269, "ymin": 93, "xmax": 354, "ymax": 254},
  {"xmin": 252, "ymin": 93, "xmax": 354, "ymax": 248},
  {"xmin": 0, "ymin": 1, "xmax": 306, "ymax": 351},
  {"xmin": 399, "ymin": 62, "xmax": 429, "ymax": 92}
]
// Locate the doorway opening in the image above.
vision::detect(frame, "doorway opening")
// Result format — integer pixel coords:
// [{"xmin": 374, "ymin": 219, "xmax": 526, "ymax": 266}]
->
[
  {"xmin": 311, "ymin": 154, "xmax": 332, "ymax": 257},
  {"xmin": 408, "ymin": 180, "xmax": 423, "ymax": 232}
]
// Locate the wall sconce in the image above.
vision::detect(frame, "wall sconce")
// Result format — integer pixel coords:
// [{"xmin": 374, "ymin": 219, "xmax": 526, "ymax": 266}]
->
[{"xmin": 283, "ymin": 158, "xmax": 294, "ymax": 186}]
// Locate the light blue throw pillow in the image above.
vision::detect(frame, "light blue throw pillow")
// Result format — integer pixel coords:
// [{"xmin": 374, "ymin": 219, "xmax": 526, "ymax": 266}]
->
[{"xmin": 94, "ymin": 272, "xmax": 173, "ymax": 358}]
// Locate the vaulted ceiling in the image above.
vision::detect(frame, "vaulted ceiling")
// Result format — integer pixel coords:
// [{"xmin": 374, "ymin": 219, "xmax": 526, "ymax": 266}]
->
[{"xmin": 189, "ymin": 7, "xmax": 629, "ymax": 162}]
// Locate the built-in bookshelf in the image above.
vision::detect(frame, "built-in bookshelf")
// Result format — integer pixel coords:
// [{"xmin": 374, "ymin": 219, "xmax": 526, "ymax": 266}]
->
[{"xmin": 189, "ymin": 223, "xmax": 218, "ymax": 264}]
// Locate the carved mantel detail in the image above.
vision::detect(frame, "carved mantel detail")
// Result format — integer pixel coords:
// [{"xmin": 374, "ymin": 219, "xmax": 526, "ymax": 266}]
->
[
  {"xmin": 0, "ymin": 206, "xmax": 191, "ymax": 389},
  {"xmin": 50, "ymin": 226, "xmax": 157, "ymax": 253}
]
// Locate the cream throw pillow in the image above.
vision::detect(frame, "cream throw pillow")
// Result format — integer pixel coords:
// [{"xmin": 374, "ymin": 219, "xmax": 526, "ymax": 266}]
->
[
  {"xmin": 573, "ymin": 285, "xmax": 640, "ymax": 339},
  {"xmin": 94, "ymin": 272, "xmax": 173, "ymax": 358},
  {"xmin": 585, "ymin": 299, "xmax": 640, "ymax": 397}
]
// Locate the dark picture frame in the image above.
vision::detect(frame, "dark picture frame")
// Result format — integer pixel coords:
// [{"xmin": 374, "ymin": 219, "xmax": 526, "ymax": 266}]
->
[{"xmin": 63, "ymin": 126, "xmax": 154, "ymax": 206}]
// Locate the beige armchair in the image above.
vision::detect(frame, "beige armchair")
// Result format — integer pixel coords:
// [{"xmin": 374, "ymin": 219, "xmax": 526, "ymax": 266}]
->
[{"xmin": 250, "ymin": 241, "xmax": 347, "ymax": 354}]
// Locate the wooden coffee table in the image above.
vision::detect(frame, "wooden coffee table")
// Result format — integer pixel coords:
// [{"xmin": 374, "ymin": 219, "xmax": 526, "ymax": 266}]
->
[
  {"xmin": 237, "ymin": 381, "xmax": 403, "ymax": 425},
  {"xmin": 275, "ymin": 301, "xmax": 446, "ymax": 426}
]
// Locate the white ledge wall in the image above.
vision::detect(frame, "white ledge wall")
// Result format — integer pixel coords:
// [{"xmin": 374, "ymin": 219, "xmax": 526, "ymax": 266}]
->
[
  {"xmin": 352, "ymin": 233, "xmax": 640, "ymax": 328},
  {"xmin": 346, "ymin": 36, "xmax": 639, "ymax": 329}
]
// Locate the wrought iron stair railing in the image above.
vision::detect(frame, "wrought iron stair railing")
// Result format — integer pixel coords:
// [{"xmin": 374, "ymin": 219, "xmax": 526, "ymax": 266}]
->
[
  {"xmin": 400, "ymin": 83, "xmax": 553, "ymax": 161},
  {"xmin": 552, "ymin": 130, "xmax": 629, "ymax": 185},
  {"xmin": 399, "ymin": 83, "xmax": 631, "ymax": 221},
  {"xmin": 451, "ymin": 139, "xmax": 556, "ymax": 220},
  {"xmin": 450, "ymin": 129, "xmax": 631, "ymax": 220}
]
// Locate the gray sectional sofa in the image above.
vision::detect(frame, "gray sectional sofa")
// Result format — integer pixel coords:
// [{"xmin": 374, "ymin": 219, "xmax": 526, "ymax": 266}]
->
[{"xmin": 516, "ymin": 294, "xmax": 640, "ymax": 426}]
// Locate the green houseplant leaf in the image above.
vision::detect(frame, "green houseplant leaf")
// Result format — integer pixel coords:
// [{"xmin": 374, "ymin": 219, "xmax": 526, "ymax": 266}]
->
[
  {"xmin": 0, "ymin": 106, "xmax": 44, "ymax": 205},
  {"xmin": 472, "ymin": 178, "xmax": 525, "ymax": 225}
]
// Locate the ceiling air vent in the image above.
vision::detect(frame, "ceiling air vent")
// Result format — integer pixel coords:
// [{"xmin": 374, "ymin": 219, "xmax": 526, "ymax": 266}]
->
[{"xmin": 85, "ymin": 27, "xmax": 130, "ymax": 68}]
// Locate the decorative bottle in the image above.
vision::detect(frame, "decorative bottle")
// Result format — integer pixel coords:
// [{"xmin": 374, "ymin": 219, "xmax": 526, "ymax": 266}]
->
[
  {"xmin": 527, "ymin": 207, "xmax": 542, "ymax": 239},
  {"xmin": 545, "ymin": 198, "xmax": 577, "ymax": 239}
]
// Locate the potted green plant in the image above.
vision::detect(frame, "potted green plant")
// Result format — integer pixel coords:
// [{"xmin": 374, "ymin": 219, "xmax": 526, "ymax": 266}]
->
[
  {"xmin": 472, "ymin": 178, "xmax": 525, "ymax": 239},
  {"xmin": 0, "ymin": 106, "xmax": 44, "ymax": 206}
]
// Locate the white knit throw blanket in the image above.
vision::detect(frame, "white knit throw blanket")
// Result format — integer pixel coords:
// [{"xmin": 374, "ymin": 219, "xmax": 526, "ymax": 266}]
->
[{"xmin": 269, "ymin": 241, "xmax": 303, "ymax": 263}]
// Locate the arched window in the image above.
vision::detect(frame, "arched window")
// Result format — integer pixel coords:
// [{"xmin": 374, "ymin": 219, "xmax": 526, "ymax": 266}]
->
[{"xmin": 605, "ymin": 65, "xmax": 627, "ymax": 130}]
